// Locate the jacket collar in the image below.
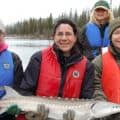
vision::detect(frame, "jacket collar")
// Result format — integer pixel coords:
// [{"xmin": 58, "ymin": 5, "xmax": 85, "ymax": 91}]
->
[
  {"xmin": 0, "ymin": 42, "xmax": 8, "ymax": 53},
  {"xmin": 53, "ymin": 43, "xmax": 83, "ymax": 66}
]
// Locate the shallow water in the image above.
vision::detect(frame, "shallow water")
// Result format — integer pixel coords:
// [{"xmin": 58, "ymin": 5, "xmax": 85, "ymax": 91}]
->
[{"xmin": 6, "ymin": 38, "xmax": 53, "ymax": 70}]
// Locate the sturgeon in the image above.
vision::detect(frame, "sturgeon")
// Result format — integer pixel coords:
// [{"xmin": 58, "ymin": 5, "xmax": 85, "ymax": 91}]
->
[{"xmin": 0, "ymin": 86, "xmax": 120, "ymax": 120}]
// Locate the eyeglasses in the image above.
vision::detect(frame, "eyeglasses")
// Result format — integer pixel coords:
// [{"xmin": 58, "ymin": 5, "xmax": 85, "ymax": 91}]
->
[{"xmin": 56, "ymin": 32, "xmax": 74, "ymax": 37}]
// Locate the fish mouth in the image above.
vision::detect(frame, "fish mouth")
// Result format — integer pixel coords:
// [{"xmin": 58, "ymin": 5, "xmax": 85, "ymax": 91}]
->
[{"xmin": 90, "ymin": 102, "xmax": 120, "ymax": 119}]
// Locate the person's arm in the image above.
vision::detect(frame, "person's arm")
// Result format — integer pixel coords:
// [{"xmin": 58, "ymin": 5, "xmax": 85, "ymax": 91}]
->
[
  {"xmin": 79, "ymin": 26, "xmax": 94, "ymax": 61},
  {"xmin": 80, "ymin": 61, "xmax": 94, "ymax": 99},
  {"xmin": 0, "ymin": 52, "xmax": 23, "ymax": 120},
  {"xmin": 19, "ymin": 51, "xmax": 42, "ymax": 96},
  {"xmin": 11, "ymin": 52, "xmax": 24, "ymax": 91},
  {"xmin": 92, "ymin": 55, "xmax": 107, "ymax": 100}
]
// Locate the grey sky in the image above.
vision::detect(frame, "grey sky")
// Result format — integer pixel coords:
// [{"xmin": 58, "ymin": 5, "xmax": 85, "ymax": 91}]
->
[{"xmin": 0, "ymin": 0, "xmax": 119, "ymax": 25}]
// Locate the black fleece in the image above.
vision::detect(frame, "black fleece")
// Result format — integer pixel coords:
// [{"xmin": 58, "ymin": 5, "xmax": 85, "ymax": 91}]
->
[{"xmin": 19, "ymin": 45, "xmax": 94, "ymax": 99}]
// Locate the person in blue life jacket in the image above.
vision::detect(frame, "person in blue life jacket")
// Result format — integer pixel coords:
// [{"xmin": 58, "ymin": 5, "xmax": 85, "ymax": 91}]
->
[
  {"xmin": 79, "ymin": 0, "xmax": 114, "ymax": 61},
  {"xmin": 0, "ymin": 20, "xmax": 24, "ymax": 120},
  {"xmin": 15, "ymin": 18, "xmax": 95, "ymax": 120}
]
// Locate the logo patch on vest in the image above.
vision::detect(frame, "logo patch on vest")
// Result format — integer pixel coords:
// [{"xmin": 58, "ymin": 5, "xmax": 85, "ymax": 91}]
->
[
  {"xmin": 72, "ymin": 70, "xmax": 80, "ymax": 78},
  {"xmin": 3, "ymin": 64, "xmax": 10, "ymax": 69}
]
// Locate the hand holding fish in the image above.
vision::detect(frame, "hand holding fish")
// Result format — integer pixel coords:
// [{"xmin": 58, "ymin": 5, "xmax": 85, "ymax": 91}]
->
[
  {"xmin": 25, "ymin": 104, "xmax": 49, "ymax": 120},
  {"xmin": 1, "ymin": 86, "xmax": 120, "ymax": 120},
  {"xmin": 63, "ymin": 110, "xmax": 75, "ymax": 120}
]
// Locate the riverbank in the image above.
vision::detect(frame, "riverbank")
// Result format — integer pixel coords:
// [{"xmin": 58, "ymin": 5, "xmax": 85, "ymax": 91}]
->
[{"xmin": 5, "ymin": 34, "xmax": 51, "ymax": 40}]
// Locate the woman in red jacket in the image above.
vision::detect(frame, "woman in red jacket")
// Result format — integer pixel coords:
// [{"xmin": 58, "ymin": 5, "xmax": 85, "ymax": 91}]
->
[{"xmin": 17, "ymin": 18, "xmax": 94, "ymax": 120}]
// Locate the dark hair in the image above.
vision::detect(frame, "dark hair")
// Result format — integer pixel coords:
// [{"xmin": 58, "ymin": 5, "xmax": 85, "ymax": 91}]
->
[
  {"xmin": 53, "ymin": 18, "xmax": 78, "ymax": 36},
  {"xmin": 53, "ymin": 18, "xmax": 83, "ymax": 54}
]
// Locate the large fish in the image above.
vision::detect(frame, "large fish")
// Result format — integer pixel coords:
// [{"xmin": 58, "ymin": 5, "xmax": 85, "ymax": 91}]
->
[{"xmin": 0, "ymin": 86, "xmax": 120, "ymax": 120}]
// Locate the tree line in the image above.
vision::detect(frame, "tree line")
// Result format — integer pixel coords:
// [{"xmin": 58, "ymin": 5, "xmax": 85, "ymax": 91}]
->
[{"xmin": 6, "ymin": 6, "xmax": 120, "ymax": 39}]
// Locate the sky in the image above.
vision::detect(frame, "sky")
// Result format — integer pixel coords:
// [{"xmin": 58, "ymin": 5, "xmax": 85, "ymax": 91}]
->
[{"xmin": 0, "ymin": 0, "xmax": 119, "ymax": 25}]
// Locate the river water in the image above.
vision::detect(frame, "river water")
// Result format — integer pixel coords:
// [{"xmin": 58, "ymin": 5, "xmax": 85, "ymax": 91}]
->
[{"xmin": 5, "ymin": 38, "xmax": 53, "ymax": 70}]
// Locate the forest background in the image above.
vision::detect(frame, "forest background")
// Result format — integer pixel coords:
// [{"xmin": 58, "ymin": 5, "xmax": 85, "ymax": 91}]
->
[{"xmin": 6, "ymin": 7, "xmax": 120, "ymax": 39}]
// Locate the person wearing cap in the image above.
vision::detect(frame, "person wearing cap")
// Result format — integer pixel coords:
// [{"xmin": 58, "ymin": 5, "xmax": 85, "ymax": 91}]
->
[
  {"xmin": 80, "ymin": 0, "xmax": 114, "ymax": 61},
  {"xmin": 92, "ymin": 17, "xmax": 120, "ymax": 120},
  {"xmin": 0, "ymin": 20, "xmax": 24, "ymax": 120}
]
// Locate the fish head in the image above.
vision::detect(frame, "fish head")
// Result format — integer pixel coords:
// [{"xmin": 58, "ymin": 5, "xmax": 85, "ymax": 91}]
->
[{"xmin": 90, "ymin": 101, "xmax": 120, "ymax": 118}]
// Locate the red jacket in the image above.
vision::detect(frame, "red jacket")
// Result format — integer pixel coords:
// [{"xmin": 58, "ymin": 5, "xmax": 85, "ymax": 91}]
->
[
  {"xmin": 102, "ymin": 50, "xmax": 120, "ymax": 103},
  {"xmin": 16, "ymin": 114, "xmax": 26, "ymax": 120},
  {"xmin": 36, "ymin": 47, "xmax": 87, "ymax": 98}
]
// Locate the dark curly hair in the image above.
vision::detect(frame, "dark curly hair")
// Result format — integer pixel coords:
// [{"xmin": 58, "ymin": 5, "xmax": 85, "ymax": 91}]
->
[
  {"xmin": 53, "ymin": 18, "xmax": 78, "ymax": 36},
  {"xmin": 53, "ymin": 18, "xmax": 83, "ymax": 54}
]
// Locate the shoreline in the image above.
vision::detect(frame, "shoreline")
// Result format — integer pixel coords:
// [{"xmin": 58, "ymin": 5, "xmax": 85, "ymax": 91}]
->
[{"xmin": 5, "ymin": 35, "xmax": 51, "ymax": 40}]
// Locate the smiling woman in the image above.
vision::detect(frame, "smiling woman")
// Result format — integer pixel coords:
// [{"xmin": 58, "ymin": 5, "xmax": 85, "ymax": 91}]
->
[
  {"xmin": 79, "ymin": 0, "xmax": 114, "ymax": 61},
  {"xmin": 15, "ymin": 18, "xmax": 95, "ymax": 120},
  {"xmin": 53, "ymin": 20, "xmax": 77, "ymax": 56},
  {"xmin": 92, "ymin": 17, "xmax": 120, "ymax": 120}
]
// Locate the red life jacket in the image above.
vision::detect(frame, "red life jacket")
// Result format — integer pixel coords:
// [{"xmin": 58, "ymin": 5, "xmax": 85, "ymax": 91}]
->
[
  {"xmin": 36, "ymin": 47, "xmax": 87, "ymax": 98},
  {"xmin": 102, "ymin": 50, "xmax": 120, "ymax": 103},
  {"xmin": 16, "ymin": 114, "xmax": 26, "ymax": 120}
]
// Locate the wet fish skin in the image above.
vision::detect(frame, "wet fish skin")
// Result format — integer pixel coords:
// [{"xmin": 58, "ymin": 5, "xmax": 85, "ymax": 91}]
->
[{"xmin": 0, "ymin": 86, "xmax": 120, "ymax": 120}]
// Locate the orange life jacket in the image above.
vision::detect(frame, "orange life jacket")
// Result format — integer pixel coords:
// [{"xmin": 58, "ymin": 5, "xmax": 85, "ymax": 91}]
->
[
  {"xmin": 36, "ymin": 47, "xmax": 87, "ymax": 98},
  {"xmin": 102, "ymin": 50, "xmax": 120, "ymax": 103}
]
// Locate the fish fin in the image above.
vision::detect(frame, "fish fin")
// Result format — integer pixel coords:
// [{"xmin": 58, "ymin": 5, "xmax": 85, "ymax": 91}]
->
[{"xmin": 1, "ymin": 86, "xmax": 22, "ymax": 99}]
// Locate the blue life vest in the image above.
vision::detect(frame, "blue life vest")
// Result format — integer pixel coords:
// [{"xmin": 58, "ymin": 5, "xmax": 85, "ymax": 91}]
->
[
  {"xmin": 0, "ymin": 50, "xmax": 14, "ymax": 98},
  {"xmin": 85, "ymin": 23, "xmax": 110, "ymax": 57}
]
